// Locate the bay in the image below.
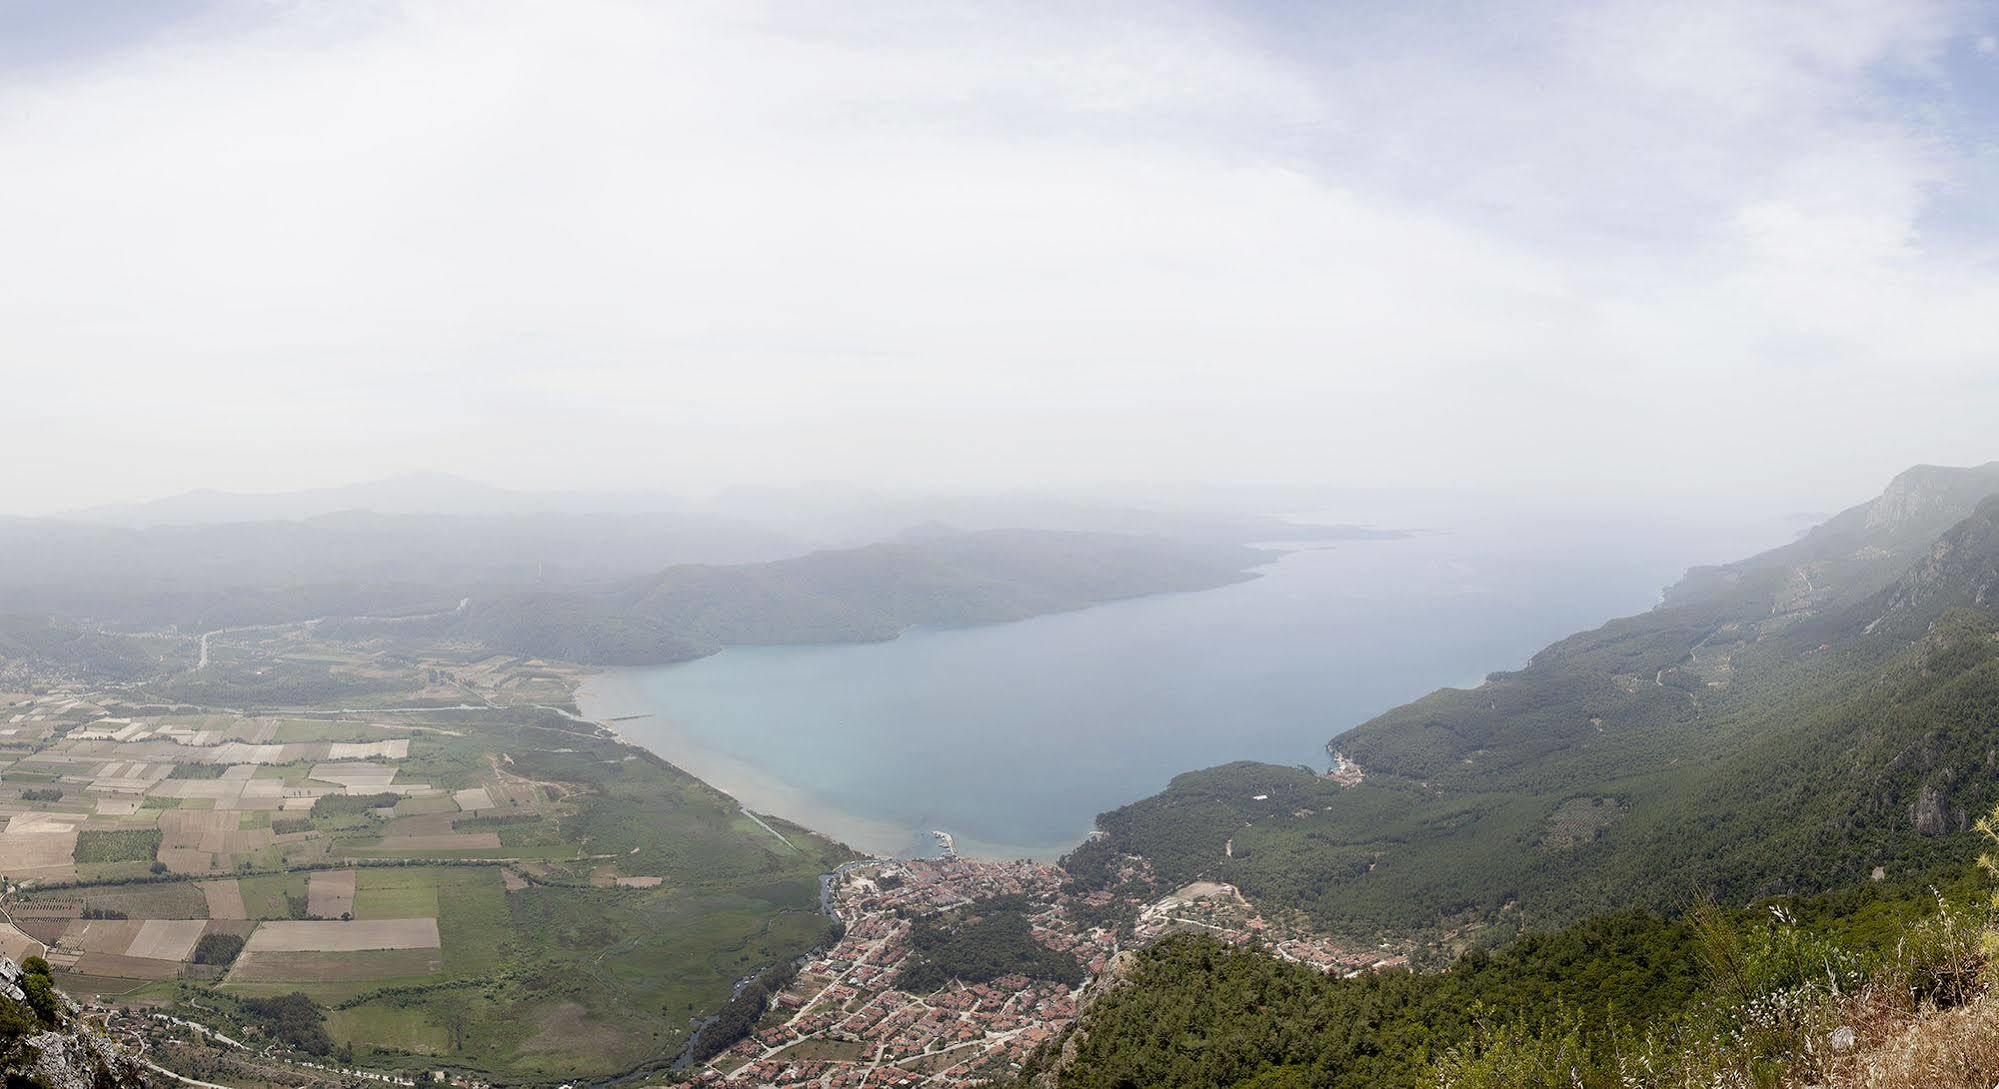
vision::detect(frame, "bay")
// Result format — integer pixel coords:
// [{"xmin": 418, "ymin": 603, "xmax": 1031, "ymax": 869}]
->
[{"xmin": 576, "ymin": 504, "xmax": 1793, "ymax": 860}]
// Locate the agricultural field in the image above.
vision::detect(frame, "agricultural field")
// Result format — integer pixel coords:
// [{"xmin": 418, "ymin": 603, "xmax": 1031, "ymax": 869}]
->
[{"xmin": 0, "ymin": 642, "xmax": 853, "ymax": 1081}]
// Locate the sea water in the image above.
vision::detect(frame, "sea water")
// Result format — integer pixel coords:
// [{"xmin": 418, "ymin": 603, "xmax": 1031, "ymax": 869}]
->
[{"xmin": 577, "ymin": 504, "xmax": 1792, "ymax": 859}]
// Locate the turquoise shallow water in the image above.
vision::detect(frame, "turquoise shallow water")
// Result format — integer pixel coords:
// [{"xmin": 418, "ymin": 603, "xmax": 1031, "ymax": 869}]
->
[{"xmin": 576, "ymin": 509, "xmax": 1790, "ymax": 860}]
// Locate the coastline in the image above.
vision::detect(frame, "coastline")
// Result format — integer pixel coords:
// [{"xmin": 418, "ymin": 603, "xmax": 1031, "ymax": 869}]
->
[
  {"xmin": 557, "ymin": 539, "xmax": 1419, "ymax": 866},
  {"xmin": 565, "ymin": 528, "xmax": 1595, "ymax": 870}
]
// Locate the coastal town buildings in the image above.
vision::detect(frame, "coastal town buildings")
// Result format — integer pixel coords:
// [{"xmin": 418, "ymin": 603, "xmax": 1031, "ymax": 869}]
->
[{"xmin": 695, "ymin": 855, "xmax": 1387, "ymax": 1087}]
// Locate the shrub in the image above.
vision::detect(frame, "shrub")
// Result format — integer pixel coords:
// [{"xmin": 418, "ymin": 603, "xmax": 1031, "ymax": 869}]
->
[
  {"xmin": 239, "ymin": 992, "xmax": 332, "ymax": 1055},
  {"xmin": 1432, "ymin": 1007, "xmax": 1599, "ymax": 1089},
  {"xmin": 0, "ymin": 994, "xmax": 38, "ymax": 1040}
]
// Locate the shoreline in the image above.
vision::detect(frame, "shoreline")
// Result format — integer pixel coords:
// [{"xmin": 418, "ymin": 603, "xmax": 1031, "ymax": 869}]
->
[{"xmin": 572, "ymin": 670, "xmax": 1088, "ymax": 863}]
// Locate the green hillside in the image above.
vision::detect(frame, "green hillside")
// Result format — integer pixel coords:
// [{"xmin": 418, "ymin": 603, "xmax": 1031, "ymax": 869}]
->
[
  {"xmin": 1025, "ymin": 867, "xmax": 1988, "ymax": 1089},
  {"xmin": 1067, "ymin": 467, "xmax": 1999, "ymax": 946},
  {"xmin": 1039, "ymin": 464, "xmax": 1999, "ymax": 1089}
]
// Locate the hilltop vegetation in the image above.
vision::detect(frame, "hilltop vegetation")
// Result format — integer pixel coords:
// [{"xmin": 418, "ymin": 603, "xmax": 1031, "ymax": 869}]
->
[
  {"xmin": 1028, "ymin": 865, "xmax": 1992, "ymax": 1089},
  {"xmin": 899, "ymin": 896, "xmax": 1086, "ymax": 993}
]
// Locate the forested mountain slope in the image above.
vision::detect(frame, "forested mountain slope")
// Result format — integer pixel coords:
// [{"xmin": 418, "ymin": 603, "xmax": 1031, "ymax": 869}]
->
[
  {"xmin": 0, "ymin": 613, "xmax": 173, "ymax": 679},
  {"xmin": 1066, "ymin": 466, "xmax": 1999, "ymax": 946}
]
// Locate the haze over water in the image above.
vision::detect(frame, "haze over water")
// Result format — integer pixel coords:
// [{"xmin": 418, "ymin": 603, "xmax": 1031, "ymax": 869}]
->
[{"xmin": 578, "ymin": 506, "xmax": 1795, "ymax": 860}]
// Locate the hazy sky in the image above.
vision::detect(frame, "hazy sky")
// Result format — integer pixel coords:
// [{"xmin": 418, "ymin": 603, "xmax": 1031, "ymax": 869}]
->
[{"xmin": 3, "ymin": 0, "xmax": 1997, "ymax": 515}]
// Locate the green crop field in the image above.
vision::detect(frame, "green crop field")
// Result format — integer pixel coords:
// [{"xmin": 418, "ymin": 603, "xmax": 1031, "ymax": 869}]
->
[
  {"xmin": 327, "ymin": 1004, "xmax": 451, "ymax": 1054},
  {"xmin": 273, "ymin": 720, "xmax": 386, "ymax": 743},
  {"xmin": 81, "ymin": 881, "xmax": 210, "ymax": 918},
  {"xmin": 434, "ymin": 867, "xmax": 510, "ymax": 978},
  {"xmin": 352, "ymin": 868, "xmax": 442, "ymax": 918},
  {"xmin": 239, "ymin": 872, "xmax": 310, "ymax": 919},
  {"xmin": 320, "ymin": 880, "xmax": 840, "ymax": 1079}
]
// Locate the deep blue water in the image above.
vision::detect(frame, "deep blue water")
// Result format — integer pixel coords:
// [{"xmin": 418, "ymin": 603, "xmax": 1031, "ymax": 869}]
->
[{"xmin": 576, "ymin": 506, "xmax": 1792, "ymax": 860}]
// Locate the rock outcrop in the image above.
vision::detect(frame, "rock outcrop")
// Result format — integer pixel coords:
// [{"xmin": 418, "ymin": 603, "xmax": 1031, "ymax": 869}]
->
[{"xmin": 5, "ymin": 1027, "xmax": 154, "ymax": 1089}]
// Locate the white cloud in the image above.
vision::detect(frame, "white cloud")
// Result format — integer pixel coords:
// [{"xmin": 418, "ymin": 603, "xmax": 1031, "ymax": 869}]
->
[{"xmin": 0, "ymin": 0, "xmax": 1993, "ymax": 514}]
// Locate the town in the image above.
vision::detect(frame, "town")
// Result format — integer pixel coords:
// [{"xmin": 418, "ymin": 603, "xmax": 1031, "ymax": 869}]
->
[{"xmin": 693, "ymin": 853, "xmax": 1393, "ymax": 1088}]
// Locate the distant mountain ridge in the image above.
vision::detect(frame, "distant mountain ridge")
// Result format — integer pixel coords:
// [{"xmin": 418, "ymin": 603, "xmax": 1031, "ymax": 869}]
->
[
  {"xmin": 9, "ymin": 477, "xmax": 1386, "ymax": 648},
  {"xmin": 0, "ymin": 510, "xmax": 809, "ymax": 629},
  {"xmin": 63, "ymin": 471, "xmax": 686, "ymax": 525},
  {"xmin": 0, "ymin": 520, "xmax": 1264, "ymax": 674},
  {"xmin": 330, "ymin": 529, "xmax": 1264, "ymax": 665}
]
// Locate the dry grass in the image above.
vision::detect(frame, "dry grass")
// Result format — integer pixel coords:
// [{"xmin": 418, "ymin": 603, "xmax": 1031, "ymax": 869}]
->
[
  {"xmin": 125, "ymin": 919, "xmax": 207, "ymax": 960},
  {"xmin": 198, "ymin": 879, "xmax": 248, "ymax": 920},
  {"xmin": 0, "ymin": 827, "xmax": 79, "ymax": 880},
  {"xmin": 1804, "ymin": 986, "xmax": 1999, "ymax": 1088},
  {"xmin": 306, "ymin": 869, "xmax": 357, "ymax": 917}
]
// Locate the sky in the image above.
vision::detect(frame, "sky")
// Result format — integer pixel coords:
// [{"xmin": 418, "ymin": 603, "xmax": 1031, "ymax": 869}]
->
[{"xmin": 2, "ymin": 0, "xmax": 1997, "ymax": 516}]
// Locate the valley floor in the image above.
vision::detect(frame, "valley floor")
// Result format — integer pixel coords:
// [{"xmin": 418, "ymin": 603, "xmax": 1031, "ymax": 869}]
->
[{"xmin": 0, "ymin": 634, "xmax": 850, "ymax": 1084}]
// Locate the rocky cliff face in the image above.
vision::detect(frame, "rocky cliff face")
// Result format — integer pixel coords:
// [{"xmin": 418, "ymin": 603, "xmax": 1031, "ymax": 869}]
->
[
  {"xmin": 5, "ymin": 1026, "xmax": 154, "ymax": 1089},
  {"xmin": 1907, "ymin": 783, "xmax": 1962, "ymax": 837},
  {"xmin": 1864, "ymin": 463, "xmax": 1999, "ymax": 535},
  {"xmin": 1865, "ymin": 496, "xmax": 1999, "ymax": 638},
  {"xmin": 3, "ymin": 964, "xmax": 152, "ymax": 1089}
]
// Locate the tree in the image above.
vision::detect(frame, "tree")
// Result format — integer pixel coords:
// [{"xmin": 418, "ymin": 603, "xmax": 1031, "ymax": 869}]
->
[{"xmin": 22, "ymin": 972, "xmax": 60, "ymax": 1023}]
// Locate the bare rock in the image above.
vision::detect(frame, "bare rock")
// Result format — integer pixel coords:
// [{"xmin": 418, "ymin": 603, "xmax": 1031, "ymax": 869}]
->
[
  {"xmin": 7, "ymin": 1028, "xmax": 153, "ymax": 1089},
  {"xmin": 1910, "ymin": 785, "xmax": 1951, "ymax": 836}
]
